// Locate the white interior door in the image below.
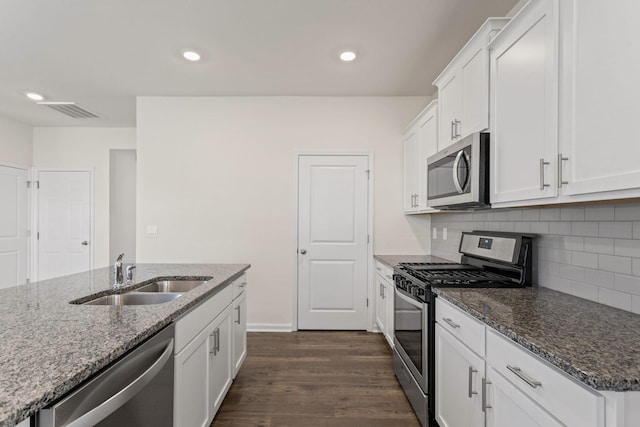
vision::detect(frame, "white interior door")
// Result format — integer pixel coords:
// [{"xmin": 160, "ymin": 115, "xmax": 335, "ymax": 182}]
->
[
  {"xmin": 37, "ymin": 171, "xmax": 91, "ymax": 280},
  {"xmin": 0, "ymin": 165, "xmax": 28, "ymax": 289},
  {"xmin": 297, "ymin": 155, "xmax": 369, "ymax": 330}
]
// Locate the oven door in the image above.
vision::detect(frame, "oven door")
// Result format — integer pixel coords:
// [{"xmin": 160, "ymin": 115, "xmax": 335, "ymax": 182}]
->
[{"xmin": 394, "ymin": 287, "xmax": 428, "ymax": 392}]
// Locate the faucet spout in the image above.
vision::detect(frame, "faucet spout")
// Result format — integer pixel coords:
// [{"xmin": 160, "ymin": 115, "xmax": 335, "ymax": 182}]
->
[{"xmin": 114, "ymin": 253, "xmax": 125, "ymax": 288}]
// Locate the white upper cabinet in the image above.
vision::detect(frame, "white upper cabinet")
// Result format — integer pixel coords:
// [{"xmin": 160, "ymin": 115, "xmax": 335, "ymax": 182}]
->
[
  {"xmin": 434, "ymin": 18, "xmax": 510, "ymax": 150},
  {"xmin": 403, "ymin": 100, "xmax": 439, "ymax": 214},
  {"xmin": 489, "ymin": 0, "xmax": 559, "ymax": 205},
  {"xmin": 559, "ymin": 0, "xmax": 640, "ymax": 198}
]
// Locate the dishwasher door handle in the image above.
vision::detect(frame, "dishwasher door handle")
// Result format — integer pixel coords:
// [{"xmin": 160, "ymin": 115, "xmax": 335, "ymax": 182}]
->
[{"xmin": 66, "ymin": 338, "xmax": 174, "ymax": 427}]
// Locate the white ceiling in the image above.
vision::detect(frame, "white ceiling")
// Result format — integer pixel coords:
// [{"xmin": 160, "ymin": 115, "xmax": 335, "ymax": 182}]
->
[{"xmin": 0, "ymin": 0, "xmax": 519, "ymax": 127}]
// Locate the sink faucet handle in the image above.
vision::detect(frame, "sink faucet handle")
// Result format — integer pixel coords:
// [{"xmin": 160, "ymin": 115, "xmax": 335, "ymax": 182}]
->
[
  {"xmin": 116, "ymin": 253, "xmax": 124, "ymax": 262},
  {"xmin": 126, "ymin": 264, "xmax": 136, "ymax": 281}
]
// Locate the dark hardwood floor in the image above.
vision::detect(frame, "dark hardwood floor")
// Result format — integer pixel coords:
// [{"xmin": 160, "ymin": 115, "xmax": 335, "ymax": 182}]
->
[{"xmin": 211, "ymin": 331, "xmax": 421, "ymax": 427}]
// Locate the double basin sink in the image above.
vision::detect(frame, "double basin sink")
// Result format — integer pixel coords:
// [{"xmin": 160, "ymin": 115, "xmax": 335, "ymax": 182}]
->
[{"xmin": 78, "ymin": 278, "xmax": 212, "ymax": 306}]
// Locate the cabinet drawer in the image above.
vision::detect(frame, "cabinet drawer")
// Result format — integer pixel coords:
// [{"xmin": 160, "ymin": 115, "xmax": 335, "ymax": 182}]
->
[
  {"xmin": 175, "ymin": 284, "xmax": 233, "ymax": 354},
  {"xmin": 375, "ymin": 261, "xmax": 393, "ymax": 283},
  {"xmin": 486, "ymin": 329, "xmax": 604, "ymax": 427},
  {"xmin": 436, "ymin": 297, "xmax": 485, "ymax": 357},
  {"xmin": 232, "ymin": 273, "xmax": 248, "ymax": 300}
]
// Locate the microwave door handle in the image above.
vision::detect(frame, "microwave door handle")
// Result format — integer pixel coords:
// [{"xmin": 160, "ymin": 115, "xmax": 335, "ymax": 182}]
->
[{"xmin": 452, "ymin": 150, "xmax": 465, "ymax": 194}]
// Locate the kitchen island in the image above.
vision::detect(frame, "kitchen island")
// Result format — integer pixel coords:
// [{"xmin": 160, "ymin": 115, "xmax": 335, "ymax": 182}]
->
[{"xmin": 0, "ymin": 263, "xmax": 250, "ymax": 426}]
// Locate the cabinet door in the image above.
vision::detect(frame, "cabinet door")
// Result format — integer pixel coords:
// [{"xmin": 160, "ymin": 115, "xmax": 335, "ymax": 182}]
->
[
  {"xmin": 384, "ymin": 281, "xmax": 394, "ymax": 347},
  {"xmin": 435, "ymin": 324, "xmax": 485, "ymax": 427},
  {"xmin": 416, "ymin": 102, "xmax": 438, "ymax": 211},
  {"xmin": 490, "ymin": 0, "xmax": 559, "ymax": 205},
  {"xmin": 485, "ymin": 366, "xmax": 563, "ymax": 427},
  {"xmin": 461, "ymin": 43, "xmax": 489, "ymax": 136},
  {"xmin": 174, "ymin": 324, "xmax": 211, "ymax": 427},
  {"xmin": 560, "ymin": 0, "xmax": 640, "ymax": 196},
  {"xmin": 375, "ymin": 275, "xmax": 387, "ymax": 336},
  {"xmin": 403, "ymin": 127, "xmax": 419, "ymax": 212},
  {"xmin": 209, "ymin": 305, "xmax": 233, "ymax": 419},
  {"xmin": 232, "ymin": 290, "xmax": 247, "ymax": 378},
  {"xmin": 438, "ymin": 72, "xmax": 462, "ymax": 150}
]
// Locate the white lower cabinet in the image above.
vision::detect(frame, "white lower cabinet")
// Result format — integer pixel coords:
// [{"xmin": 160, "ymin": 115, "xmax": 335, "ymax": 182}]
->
[
  {"xmin": 435, "ymin": 323, "xmax": 485, "ymax": 427},
  {"xmin": 374, "ymin": 261, "xmax": 394, "ymax": 347},
  {"xmin": 485, "ymin": 366, "xmax": 563, "ymax": 427},
  {"xmin": 173, "ymin": 279, "xmax": 241, "ymax": 427},
  {"xmin": 232, "ymin": 287, "xmax": 247, "ymax": 378}
]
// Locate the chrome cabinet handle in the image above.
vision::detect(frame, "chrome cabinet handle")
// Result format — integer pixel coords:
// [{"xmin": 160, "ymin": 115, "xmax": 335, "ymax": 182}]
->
[
  {"xmin": 558, "ymin": 153, "xmax": 569, "ymax": 188},
  {"xmin": 506, "ymin": 365, "xmax": 542, "ymax": 388},
  {"xmin": 210, "ymin": 331, "xmax": 217, "ymax": 355},
  {"xmin": 451, "ymin": 120, "xmax": 456, "ymax": 140},
  {"xmin": 66, "ymin": 338, "xmax": 174, "ymax": 427},
  {"xmin": 382, "ymin": 284, "xmax": 385, "ymax": 299},
  {"xmin": 217, "ymin": 328, "xmax": 221, "ymax": 352},
  {"xmin": 442, "ymin": 317, "xmax": 460, "ymax": 329},
  {"xmin": 482, "ymin": 378, "xmax": 492, "ymax": 412},
  {"xmin": 539, "ymin": 158, "xmax": 550, "ymax": 190},
  {"xmin": 414, "ymin": 194, "xmax": 419, "ymax": 207},
  {"xmin": 235, "ymin": 305, "xmax": 241, "ymax": 324},
  {"xmin": 468, "ymin": 366, "xmax": 478, "ymax": 398},
  {"xmin": 455, "ymin": 119, "xmax": 461, "ymax": 138}
]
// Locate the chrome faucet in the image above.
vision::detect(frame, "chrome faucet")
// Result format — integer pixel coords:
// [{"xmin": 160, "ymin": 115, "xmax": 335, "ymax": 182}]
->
[
  {"xmin": 114, "ymin": 253, "xmax": 124, "ymax": 289},
  {"xmin": 126, "ymin": 264, "xmax": 136, "ymax": 283}
]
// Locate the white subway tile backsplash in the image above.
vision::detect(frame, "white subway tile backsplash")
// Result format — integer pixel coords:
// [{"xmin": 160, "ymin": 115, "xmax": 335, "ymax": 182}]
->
[
  {"xmin": 493, "ymin": 210, "xmax": 510, "ymax": 221},
  {"xmin": 572, "ymin": 251, "xmax": 598, "ymax": 268},
  {"xmin": 634, "ymin": 259, "xmax": 640, "ymax": 277},
  {"xmin": 614, "ymin": 239, "xmax": 640, "ymax": 258},
  {"xmin": 570, "ymin": 281, "xmax": 598, "ymax": 302},
  {"xmin": 598, "ymin": 288, "xmax": 632, "ymax": 311},
  {"xmin": 634, "ymin": 222, "xmax": 640, "ymax": 239},
  {"xmin": 514, "ymin": 222, "xmax": 531, "ymax": 233},
  {"xmin": 472, "ymin": 212, "xmax": 487, "ymax": 221},
  {"xmin": 559, "ymin": 264, "xmax": 585, "ymax": 282},
  {"xmin": 585, "ymin": 206, "xmax": 615, "ymax": 221},
  {"xmin": 572, "ymin": 222, "xmax": 599, "ymax": 237},
  {"xmin": 538, "ymin": 261, "xmax": 560, "ymax": 277},
  {"xmin": 599, "ymin": 221, "xmax": 633, "ymax": 238},
  {"xmin": 538, "ymin": 235, "xmax": 560, "ymax": 249},
  {"xmin": 559, "ymin": 236, "xmax": 584, "ymax": 251},
  {"xmin": 584, "ymin": 237, "xmax": 615, "ymax": 255},
  {"xmin": 614, "ymin": 274, "xmax": 640, "ymax": 296},
  {"xmin": 499, "ymin": 222, "xmax": 515, "ymax": 232},
  {"xmin": 598, "ymin": 254, "xmax": 632, "ymax": 275},
  {"xmin": 549, "ymin": 221, "xmax": 571, "ymax": 235},
  {"xmin": 522, "ymin": 209, "xmax": 540, "ymax": 221},
  {"xmin": 539, "ymin": 208, "xmax": 560, "ymax": 221},
  {"xmin": 541, "ymin": 275, "xmax": 572, "ymax": 293},
  {"xmin": 615, "ymin": 203, "xmax": 640, "ymax": 221},
  {"xmin": 531, "ymin": 222, "xmax": 550, "ymax": 234},
  {"xmin": 561, "ymin": 207, "xmax": 585, "ymax": 221},
  {"xmin": 632, "ymin": 295, "xmax": 640, "ymax": 315},
  {"xmin": 583, "ymin": 269, "xmax": 614, "ymax": 288}
]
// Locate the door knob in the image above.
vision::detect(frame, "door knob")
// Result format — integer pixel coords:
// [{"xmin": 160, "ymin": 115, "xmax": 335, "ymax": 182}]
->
[
  {"xmin": 81, "ymin": 241, "xmax": 89, "ymax": 246},
  {"xmin": 300, "ymin": 249, "xmax": 307, "ymax": 254}
]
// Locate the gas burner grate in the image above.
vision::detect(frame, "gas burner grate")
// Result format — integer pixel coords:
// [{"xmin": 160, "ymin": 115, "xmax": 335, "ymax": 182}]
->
[{"xmin": 397, "ymin": 262, "xmax": 516, "ymax": 287}]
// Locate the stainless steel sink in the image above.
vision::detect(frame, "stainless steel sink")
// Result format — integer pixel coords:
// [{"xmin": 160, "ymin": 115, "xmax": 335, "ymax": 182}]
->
[
  {"xmin": 135, "ymin": 280, "xmax": 208, "ymax": 293},
  {"xmin": 82, "ymin": 292, "xmax": 182, "ymax": 306}
]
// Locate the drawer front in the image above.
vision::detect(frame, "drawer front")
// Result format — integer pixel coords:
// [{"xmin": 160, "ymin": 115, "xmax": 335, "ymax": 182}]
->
[
  {"xmin": 436, "ymin": 297, "xmax": 485, "ymax": 357},
  {"xmin": 175, "ymin": 284, "xmax": 233, "ymax": 354},
  {"xmin": 232, "ymin": 273, "xmax": 248, "ymax": 300},
  {"xmin": 486, "ymin": 329, "xmax": 604, "ymax": 427},
  {"xmin": 375, "ymin": 261, "xmax": 394, "ymax": 283}
]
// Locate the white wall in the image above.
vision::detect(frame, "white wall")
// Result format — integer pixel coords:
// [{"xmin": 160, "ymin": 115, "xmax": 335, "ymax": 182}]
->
[
  {"xmin": 137, "ymin": 96, "xmax": 431, "ymax": 328},
  {"xmin": 33, "ymin": 127, "xmax": 136, "ymax": 268},
  {"xmin": 110, "ymin": 149, "xmax": 136, "ymax": 264},
  {"xmin": 0, "ymin": 115, "xmax": 32, "ymax": 166}
]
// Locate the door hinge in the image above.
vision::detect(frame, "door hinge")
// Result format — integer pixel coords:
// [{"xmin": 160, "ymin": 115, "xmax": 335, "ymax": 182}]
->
[
  {"xmin": 366, "ymin": 298, "xmax": 369, "ymax": 307},
  {"xmin": 365, "ymin": 169, "xmax": 370, "ymax": 179},
  {"xmin": 37, "ymin": 232, "xmax": 40, "ymax": 240},
  {"xmin": 26, "ymin": 278, "xmax": 30, "ymax": 284},
  {"xmin": 27, "ymin": 180, "xmax": 39, "ymax": 189},
  {"xmin": 367, "ymin": 234, "xmax": 370, "ymax": 244}
]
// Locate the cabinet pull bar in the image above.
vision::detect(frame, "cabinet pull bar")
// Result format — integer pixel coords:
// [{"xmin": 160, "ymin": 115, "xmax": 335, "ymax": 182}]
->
[
  {"xmin": 455, "ymin": 119, "xmax": 461, "ymax": 138},
  {"xmin": 482, "ymin": 378, "xmax": 492, "ymax": 412},
  {"xmin": 557, "ymin": 154, "xmax": 569, "ymax": 188},
  {"xmin": 539, "ymin": 158, "xmax": 550, "ymax": 190},
  {"xmin": 210, "ymin": 331, "xmax": 216, "ymax": 355},
  {"xmin": 468, "ymin": 366, "xmax": 478, "ymax": 398},
  {"xmin": 235, "ymin": 305, "xmax": 241, "ymax": 324},
  {"xmin": 442, "ymin": 317, "xmax": 460, "ymax": 329},
  {"xmin": 451, "ymin": 120, "xmax": 455, "ymax": 140},
  {"xmin": 506, "ymin": 365, "xmax": 542, "ymax": 388},
  {"xmin": 216, "ymin": 328, "xmax": 221, "ymax": 352}
]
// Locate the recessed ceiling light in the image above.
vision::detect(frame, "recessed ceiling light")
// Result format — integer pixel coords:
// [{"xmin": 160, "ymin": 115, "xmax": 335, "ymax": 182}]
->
[
  {"xmin": 339, "ymin": 51, "xmax": 357, "ymax": 62},
  {"xmin": 183, "ymin": 51, "xmax": 201, "ymax": 62},
  {"xmin": 25, "ymin": 92, "xmax": 44, "ymax": 101}
]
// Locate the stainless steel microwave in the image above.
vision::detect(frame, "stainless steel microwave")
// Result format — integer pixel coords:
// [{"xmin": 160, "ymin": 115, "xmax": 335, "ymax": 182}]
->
[{"xmin": 426, "ymin": 132, "xmax": 489, "ymax": 209}]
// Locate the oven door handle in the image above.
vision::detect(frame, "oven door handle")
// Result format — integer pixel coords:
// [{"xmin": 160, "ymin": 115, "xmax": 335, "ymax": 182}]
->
[{"xmin": 395, "ymin": 287, "xmax": 423, "ymax": 309}]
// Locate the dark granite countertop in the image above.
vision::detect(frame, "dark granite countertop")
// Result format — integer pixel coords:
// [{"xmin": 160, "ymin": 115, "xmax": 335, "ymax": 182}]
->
[
  {"xmin": 433, "ymin": 286, "xmax": 640, "ymax": 392},
  {"xmin": 374, "ymin": 254, "xmax": 452, "ymax": 269},
  {"xmin": 0, "ymin": 263, "xmax": 249, "ymax": 426}
]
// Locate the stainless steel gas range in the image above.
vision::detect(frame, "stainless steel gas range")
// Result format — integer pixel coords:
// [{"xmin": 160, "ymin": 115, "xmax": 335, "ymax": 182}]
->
[{"xmin": 392, "ymin": 231, "xmax": 535, "ymax": 427}]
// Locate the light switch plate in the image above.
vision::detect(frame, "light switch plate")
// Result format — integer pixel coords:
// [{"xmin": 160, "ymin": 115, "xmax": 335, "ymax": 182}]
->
[{"xmin": 146, "ymin": 225, "xmax": 158, "ymax": 238}]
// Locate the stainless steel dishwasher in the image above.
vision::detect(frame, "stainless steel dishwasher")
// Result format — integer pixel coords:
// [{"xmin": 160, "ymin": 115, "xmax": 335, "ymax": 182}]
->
[{"xmin": 38, "ymin": 324, "xmax": 174, "ymax": 427}]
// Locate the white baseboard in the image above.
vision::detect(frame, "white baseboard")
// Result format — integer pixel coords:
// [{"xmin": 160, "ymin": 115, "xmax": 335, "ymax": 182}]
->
[{"xmin": 247, "ymin": 323, "xmax": 294, "ymax": 332}]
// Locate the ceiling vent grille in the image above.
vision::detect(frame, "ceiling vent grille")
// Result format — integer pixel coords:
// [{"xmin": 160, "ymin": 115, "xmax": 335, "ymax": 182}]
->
[{"xmin": 37, "ymin": 102, "xmax": 100, "ymax": 119}]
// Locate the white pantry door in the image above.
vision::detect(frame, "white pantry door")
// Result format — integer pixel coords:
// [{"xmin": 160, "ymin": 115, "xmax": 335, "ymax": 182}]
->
[
  {"xmin": 0, "ymin": 165, "xmax": 28, "ymax": 289},
  {"xmin": 297, "ymin": 155, "xmax": 369, "ymax": 330},
  {"xmin": 37, "ymin": 171, "xmax": 91, "ymax": 280}
]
